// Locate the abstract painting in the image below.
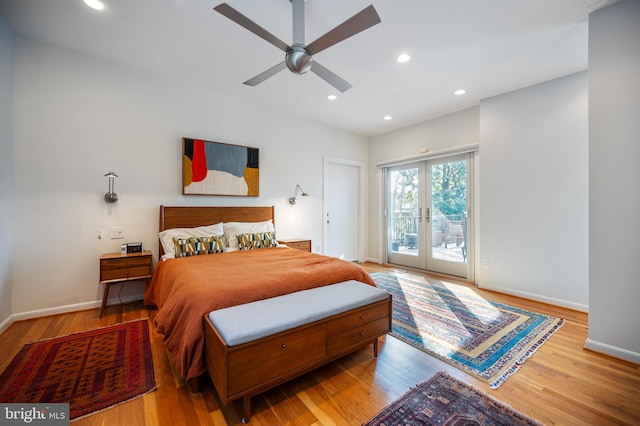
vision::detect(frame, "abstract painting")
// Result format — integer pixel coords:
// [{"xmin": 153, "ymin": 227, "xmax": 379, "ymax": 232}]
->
[{"xmin": 182, "ymin": 138, "xmax": 259, "ymax": 196}]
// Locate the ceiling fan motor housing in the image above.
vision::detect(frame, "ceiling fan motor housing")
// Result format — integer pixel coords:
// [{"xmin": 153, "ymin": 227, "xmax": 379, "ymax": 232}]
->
[{"xmin": 286, "ymin": 44, "xmax": 313, "ymax": 74}]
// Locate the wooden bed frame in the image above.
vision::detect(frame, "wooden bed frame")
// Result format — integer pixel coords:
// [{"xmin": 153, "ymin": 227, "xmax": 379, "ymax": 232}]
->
[
  {"xmin": 156, "ymin": 205, "xmax": 276, "ymax": 391},
  {"xmin": 158, "ymin": 205, "xmax": 275, "ymax": 257},
  {"xmin": 154, "ymin": 205, "xmax": 390, "ymax": 422}
]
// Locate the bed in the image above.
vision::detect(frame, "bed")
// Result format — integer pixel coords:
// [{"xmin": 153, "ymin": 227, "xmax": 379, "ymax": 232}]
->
[{"xmin": 143, "ymin": 205, "xmax": 377, "ymax": 386}]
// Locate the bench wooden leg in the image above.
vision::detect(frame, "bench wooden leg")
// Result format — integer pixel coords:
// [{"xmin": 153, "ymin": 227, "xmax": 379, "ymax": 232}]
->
[
  {"xmin": 373, "ymin": 338, "xmax": 379, "ymax": 358},
  {"xmin": 241, "ymin": 395, "xmax": 252, "ymax": 423}
]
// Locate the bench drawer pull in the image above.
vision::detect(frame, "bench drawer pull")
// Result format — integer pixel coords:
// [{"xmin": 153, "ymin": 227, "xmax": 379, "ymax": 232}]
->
[
  {"xmin": 360, "ymin": 316, "xmax": 365, "ymax": 320},
  {"xmin": 281, "ymin": 344, "xmax": 287, "ymax": 349}
]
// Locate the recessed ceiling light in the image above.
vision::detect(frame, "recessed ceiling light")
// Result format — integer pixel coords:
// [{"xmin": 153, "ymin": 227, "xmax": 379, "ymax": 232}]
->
[
  {"xmin": 384, "ymin": 115, "xmax": 392, "ymax": 121},
  {"xmin": 84, "ymin": 0, "xmax": 104, "ymax": 11},
  {"xmin": 396, "ymin": 53, "xmax": 411, "ymax": 63},
  {"xmin": 454, "ymin": 89, "xmax": 466, "ymax": 96},
  {"xmin": 327, "ymin": 94, "xmax": 337, "ymax": 101}
]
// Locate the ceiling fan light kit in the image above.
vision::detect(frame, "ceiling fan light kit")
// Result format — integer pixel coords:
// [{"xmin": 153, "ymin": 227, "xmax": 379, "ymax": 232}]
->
[{"xmin": 214, "ymin": 0, "xmax": 381, "ymax": 92}]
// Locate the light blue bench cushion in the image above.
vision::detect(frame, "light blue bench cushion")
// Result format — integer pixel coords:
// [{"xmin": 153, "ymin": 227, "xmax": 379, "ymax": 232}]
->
[{"xmin": 208, "ymin": 280, "xmax": 389, "ymax": 346}]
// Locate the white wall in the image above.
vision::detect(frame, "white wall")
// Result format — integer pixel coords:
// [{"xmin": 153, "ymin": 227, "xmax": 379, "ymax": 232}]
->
[
  {"xmin": 367, "ymin": 72, "xmax": 589, "ymax": 312},
  {"xmin": 0, "ymin": 18, "xmax": 13, "ymax": 328},
  {"xmin": 9, "ymin": 36, "xmax": 368, "ymax": 316},
  {"xmin": 479, "ymin": 72, "xmax": 588, "ymax": 311},
  {"xmin": 587, "ymin": 0, "xmax": 640, "ymax": 362},
  {"xmin": 366, "ymin": 107, "xmax": 479, "ymax": 262}
]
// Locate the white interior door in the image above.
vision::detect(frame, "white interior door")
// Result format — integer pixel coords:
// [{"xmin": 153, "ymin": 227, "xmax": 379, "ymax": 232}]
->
[{"xmin": 324, "ymin": 159, "xmax": 361, "ymax": 261}]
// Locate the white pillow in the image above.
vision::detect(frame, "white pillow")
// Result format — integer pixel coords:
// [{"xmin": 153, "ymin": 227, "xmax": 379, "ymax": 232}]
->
[
  {"xmin": 159, "ymin": 222, "xmax": 224, "ymax": 260},
  {"xmin": 223, "ymin": 220, "xmax": 275, "ymax": 250}
]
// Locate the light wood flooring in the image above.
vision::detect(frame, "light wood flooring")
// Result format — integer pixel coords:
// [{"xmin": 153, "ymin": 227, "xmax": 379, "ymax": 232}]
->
[{"xmin": 1, "ymin": 263, "xmax": 639, "ymax": 425}]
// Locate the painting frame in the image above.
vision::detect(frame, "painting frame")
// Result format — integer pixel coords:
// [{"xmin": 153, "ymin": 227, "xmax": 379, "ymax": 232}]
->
[{"xmin": 182, "ymin": 138, "xmax": 259, "ymax": 197}]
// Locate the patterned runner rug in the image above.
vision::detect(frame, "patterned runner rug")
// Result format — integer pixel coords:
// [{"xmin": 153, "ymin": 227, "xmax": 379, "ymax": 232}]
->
[
  {"xmin": 364, "ymin": 371, "xmax": 542, "ymax": 425},
  {"xmin": 371, "ymin": 272, "xmax": 563, "ymax": 388},
  {"xmin": 0, "ymin": 319, "xmax": 157, "ymax": 420}
]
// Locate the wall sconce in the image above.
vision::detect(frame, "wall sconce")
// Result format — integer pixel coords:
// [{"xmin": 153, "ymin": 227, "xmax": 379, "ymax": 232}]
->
[
  {"xmin": 288, "ymin": 184, "xmax": 308, "ymax": 205},
  {"xmin": 104, "ymin": 171, "xmax": 119, "ymax": 203}
]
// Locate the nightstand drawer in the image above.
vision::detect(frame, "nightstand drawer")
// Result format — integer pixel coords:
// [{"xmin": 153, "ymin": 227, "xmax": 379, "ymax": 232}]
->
[
  {"xmin": 99, "ymin": 251, "xmax": 153, "ymax": 283},
  {"xmin": 98, "ymin": 251, "xmax": 153, "ymax": 317},
  {"xmin": 101, "ymin": 265, "xmax": 152, "ymax": 281},
  {"xmin": 101, "ymin": 256, "xmax": 151, "ymax": 270},
  {"xmin": 278, "ymin": 239, "xmax": 311, "ymax": 252}
]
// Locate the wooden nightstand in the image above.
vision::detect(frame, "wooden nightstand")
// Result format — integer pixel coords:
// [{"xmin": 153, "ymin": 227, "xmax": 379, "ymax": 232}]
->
[
  {"xmin": 99, "ymin": 250, "xmax": 153, "ymax": 318},
  {"xmin": 278, "ymin": 239, "xmax": 311, "ymax": 252}
]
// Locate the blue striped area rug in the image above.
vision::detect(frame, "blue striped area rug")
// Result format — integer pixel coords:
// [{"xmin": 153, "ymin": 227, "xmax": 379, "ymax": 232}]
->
[{"xmin": 371, "ymin": 272, "xmax": 564, "ymax": 388}]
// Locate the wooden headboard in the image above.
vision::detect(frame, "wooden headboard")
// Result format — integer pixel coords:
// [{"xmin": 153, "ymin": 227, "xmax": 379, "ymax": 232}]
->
[{"xmin": 158, "ymin": 205, "xmax": 275, "ymax": 257}]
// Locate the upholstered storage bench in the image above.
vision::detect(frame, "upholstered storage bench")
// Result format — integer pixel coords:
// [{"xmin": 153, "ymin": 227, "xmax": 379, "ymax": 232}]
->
[{"xmin": 203, "ymin": 280, "xmax": 391, "ymax": 423}]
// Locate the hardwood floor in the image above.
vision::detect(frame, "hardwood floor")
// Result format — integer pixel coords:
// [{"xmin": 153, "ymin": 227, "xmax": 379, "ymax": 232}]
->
[{"xmin": 1, "ymin": 263, "xmax": 639, "ymax": 425}]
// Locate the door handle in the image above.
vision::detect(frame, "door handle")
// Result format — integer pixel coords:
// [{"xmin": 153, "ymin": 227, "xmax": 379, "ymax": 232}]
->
[
  {"xmin": 418, "ymin": 208, "xmax": 422, "ymax": 223},
  {"xmin": 426, "ymin": 207, "xmax": 430, "ymax": 222}
]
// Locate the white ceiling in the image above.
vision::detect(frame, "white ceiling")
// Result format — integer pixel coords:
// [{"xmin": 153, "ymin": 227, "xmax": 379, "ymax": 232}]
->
[{"xmin": 0, "ymin": 0, "xmax": 604, "ymax": 137}]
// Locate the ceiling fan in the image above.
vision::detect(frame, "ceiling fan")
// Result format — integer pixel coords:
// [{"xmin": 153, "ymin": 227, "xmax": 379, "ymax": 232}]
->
[{"xmin": 214, "ymin": 0, "xmax": 381, "ymax": 92}]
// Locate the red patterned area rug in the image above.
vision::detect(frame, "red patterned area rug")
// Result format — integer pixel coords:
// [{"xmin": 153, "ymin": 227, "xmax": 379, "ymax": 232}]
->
[
  {"xmin": 364, "ymin": 371, "xmax": 542, "ymax": 426},
  {"xmin": 0, "ymin": 319, "xmax": 157, "ymax": 421}
]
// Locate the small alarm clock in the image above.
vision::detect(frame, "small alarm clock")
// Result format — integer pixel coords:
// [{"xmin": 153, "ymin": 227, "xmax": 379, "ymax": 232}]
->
[{"xmin": 126, "ymin": 242, "xmax": 143, "ymax": 253}]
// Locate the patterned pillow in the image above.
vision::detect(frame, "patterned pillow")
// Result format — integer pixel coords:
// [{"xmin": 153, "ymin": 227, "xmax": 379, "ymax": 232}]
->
[
  {"xmin": 173, "ymin": 235, "xmax": 226, "ymax": 257},
  {"xmin": 237, "ymin": 232, "xmax": 278, "ymax": 250},
  {"xmin": 173, "ymin": 237, "xmax": 197, "ymax": 257},
  {"xmin": 197, "ymin": 235, "xmax": 226, "ymax": 253}
]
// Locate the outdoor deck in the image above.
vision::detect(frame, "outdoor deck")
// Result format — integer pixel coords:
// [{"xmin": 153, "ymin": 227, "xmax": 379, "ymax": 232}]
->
[{"xmin": 393, "ymin": 242, "xmax": 466, "ymax": 263}]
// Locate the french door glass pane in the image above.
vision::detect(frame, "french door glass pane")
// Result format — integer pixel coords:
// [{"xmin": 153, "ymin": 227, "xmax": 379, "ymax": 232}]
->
[
  {"xmin": 430, "ymin": 159, "xmax": 467, "ymax": 264},
  {"xmin": 389, "ymin": 167, "xmax": 419, "ymax": 256}
]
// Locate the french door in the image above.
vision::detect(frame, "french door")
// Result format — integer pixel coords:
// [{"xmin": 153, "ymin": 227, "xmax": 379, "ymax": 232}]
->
[{"xmin": 386, "ymin": 154, "xmax": 471, "ymax": 278}]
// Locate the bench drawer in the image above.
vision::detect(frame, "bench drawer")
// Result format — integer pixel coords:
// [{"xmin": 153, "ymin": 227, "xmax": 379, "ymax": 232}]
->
[
  {"xmin": 326, "ymin": 300, "xmax": 389, "ymax": 336},
  {"xmin": 227, "ymin": 323, "xmax": 326, "ymax": 397},
  {"xmin": 327, "ymin": 317, "xmax": 390, "ymax": 355}
]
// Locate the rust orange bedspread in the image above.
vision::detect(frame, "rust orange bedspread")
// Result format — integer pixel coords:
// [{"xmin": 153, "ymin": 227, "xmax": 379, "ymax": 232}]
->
[{"xmin": 144, "ymin": 246, "xmax": 375, "ymax": 381}]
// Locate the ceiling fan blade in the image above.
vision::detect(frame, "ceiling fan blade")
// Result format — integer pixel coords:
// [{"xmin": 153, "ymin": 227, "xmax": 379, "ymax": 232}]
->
[
  {"xmin": 306, "ymin": 5, "xmax": 381, "ymax": 55},
  {"xmin": 310, "ymin": 62, "xmax": 352, "ymax": 93},
  {"xmin": 243, "ymin": 62, "xmax": 288, "ymax": 87},
  {"xmin": 214, "ymin": 3, "xmax": 290, "ymax": 53}
]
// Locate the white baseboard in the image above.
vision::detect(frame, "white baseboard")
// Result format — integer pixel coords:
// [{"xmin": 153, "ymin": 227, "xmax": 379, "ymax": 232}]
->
[
  {"xmin": 0, "ymin": 296, "xmax": 145, "ymax": 335},
  {"xmin": 12, "ymin": 301, "xmax": 101, "ymax": 323},
  {"xmin": 479, "ymin": 283, "xmax": 589, "ymax": 313},
  {"xmin": 0, "ymin": 304, "xmax": 91, "ymax": 335},
  {"xmin": 584, "ymin": 338, "xmax": 640, "ymax": 364},
  {"xmin": 0, "ymin": 315, "xmax": 13, "ymax": 336}
]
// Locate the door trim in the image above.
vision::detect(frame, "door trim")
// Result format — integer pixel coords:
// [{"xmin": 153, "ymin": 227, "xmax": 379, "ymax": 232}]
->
[
  {"xmin": 323, "ymin": 157, "xmax": 366, "ymax": 261},
  {"xmin": 377, "ymin": 144, "xmax": 479, "ymax": 167}
]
